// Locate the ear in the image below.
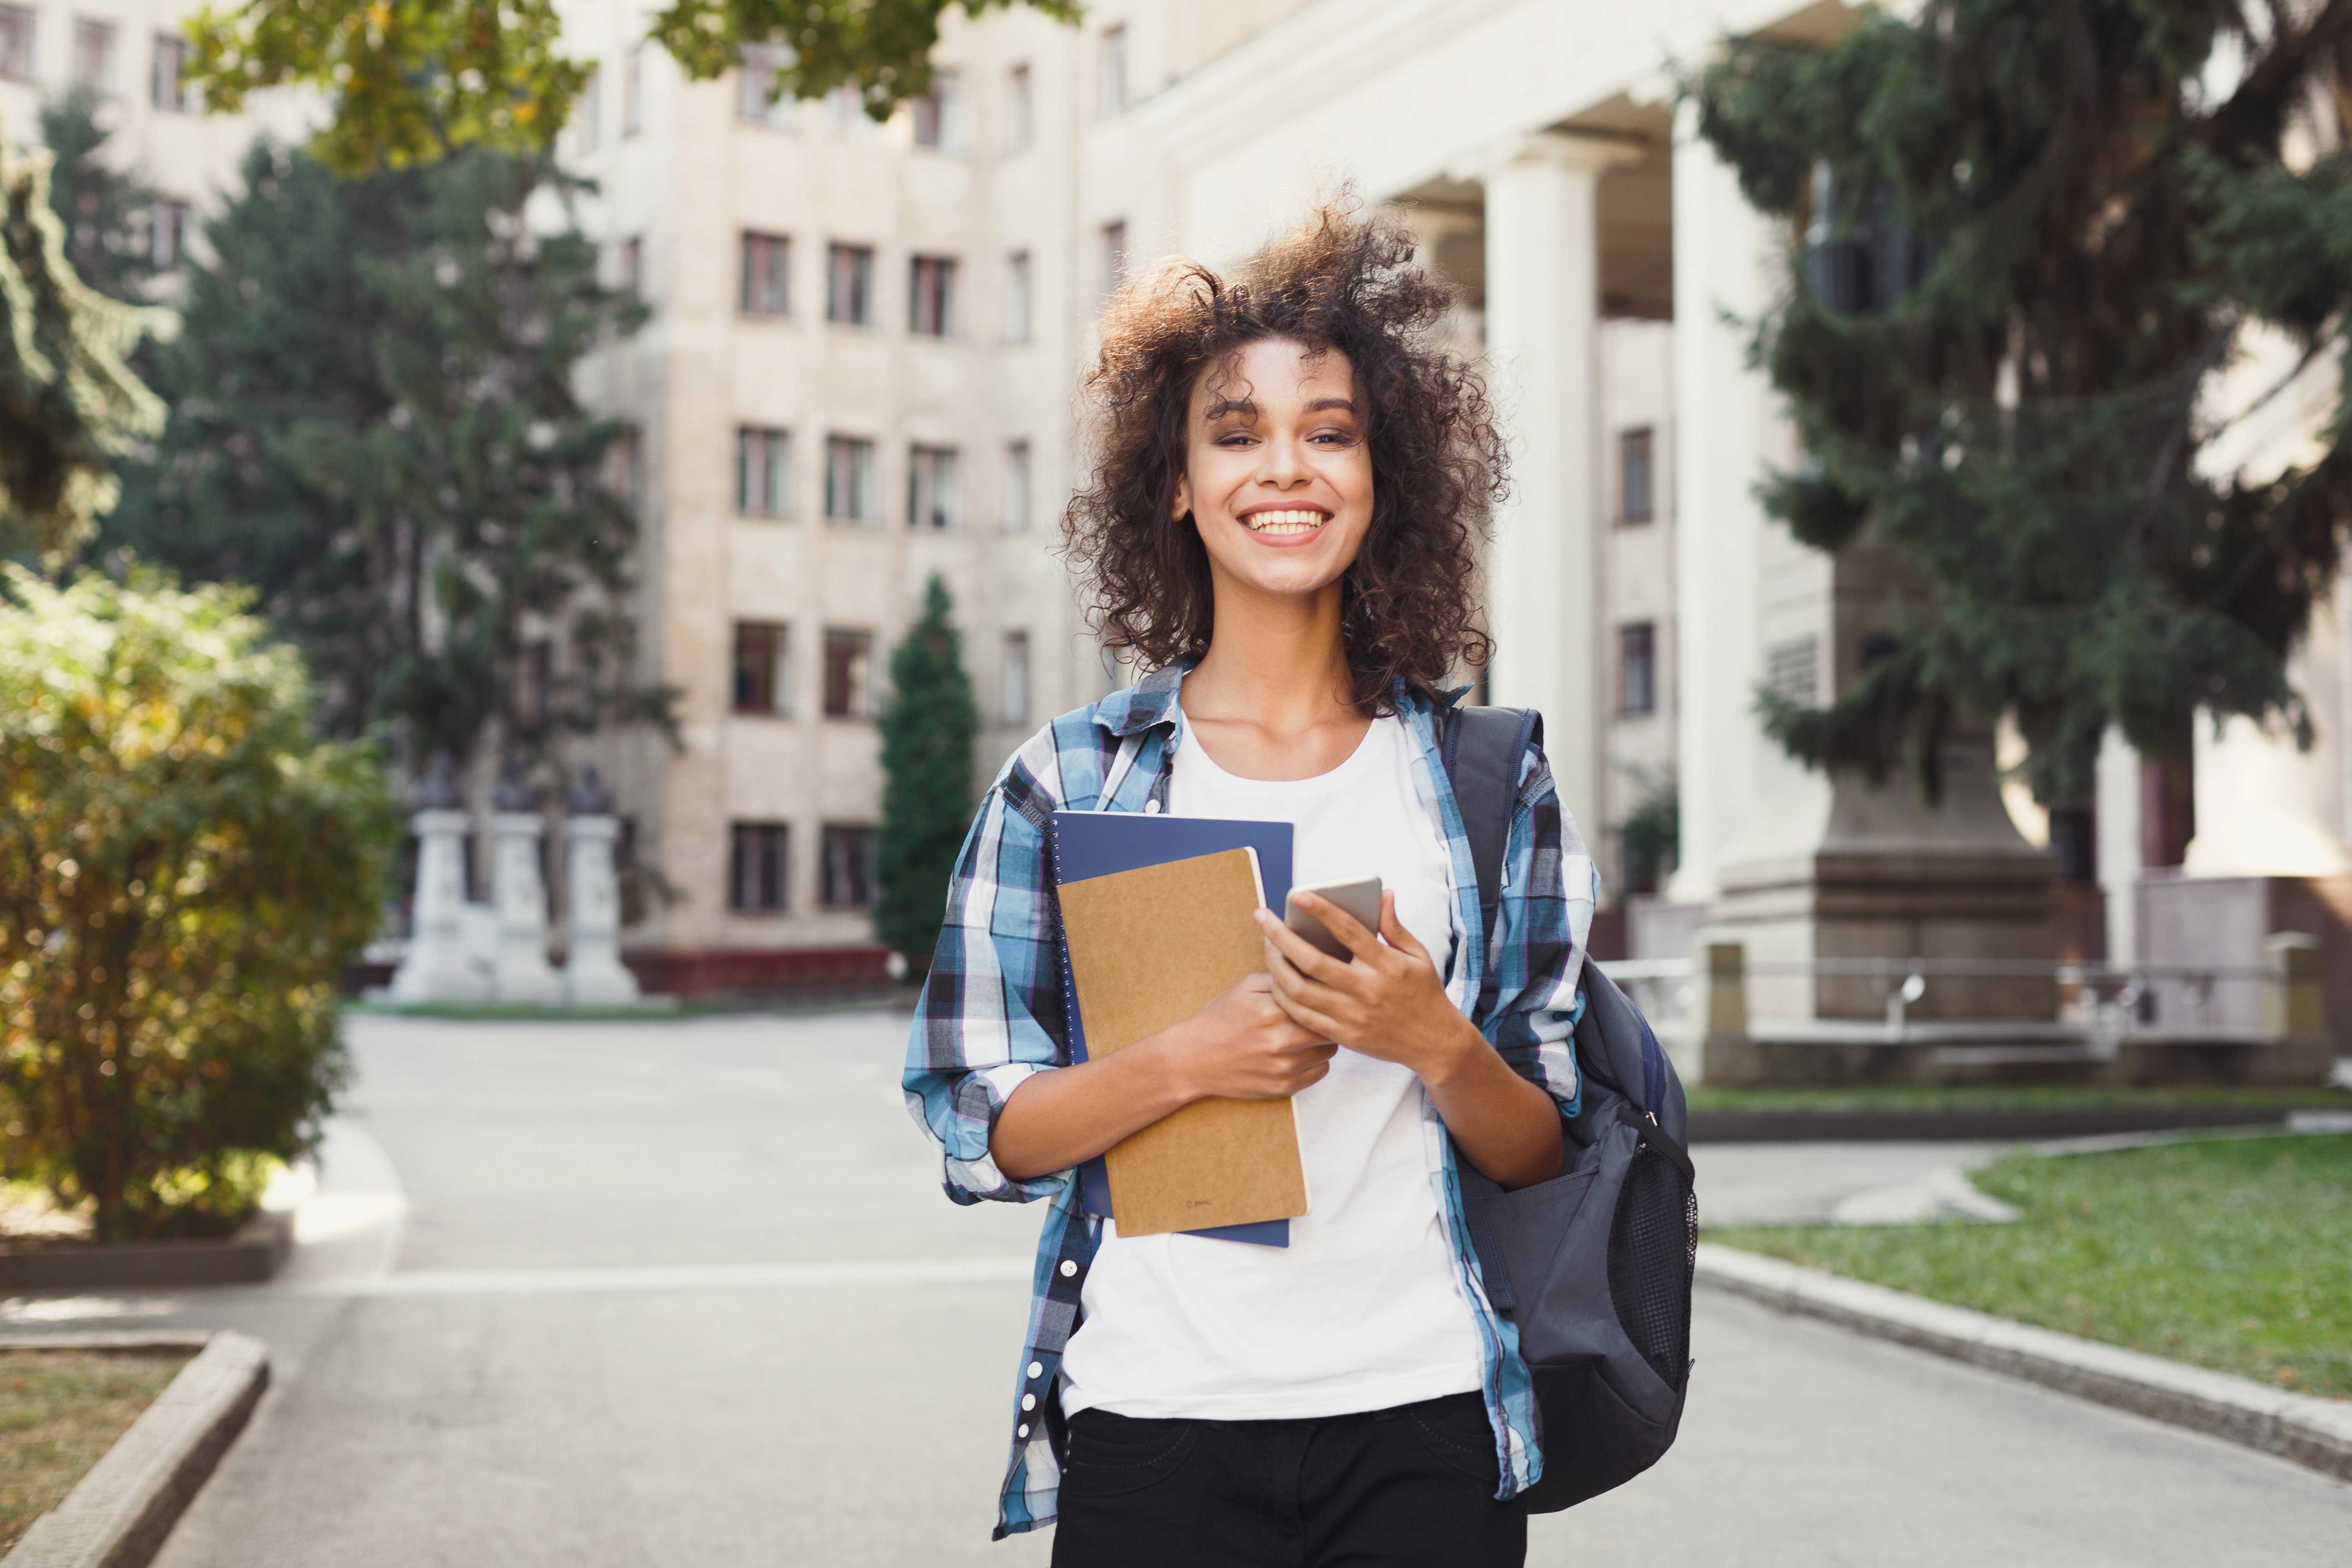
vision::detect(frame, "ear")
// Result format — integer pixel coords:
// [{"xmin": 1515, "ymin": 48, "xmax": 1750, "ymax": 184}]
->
[{"xmin": 1171, "ymin": 472, "xmax": 1193, "ymax": 523}]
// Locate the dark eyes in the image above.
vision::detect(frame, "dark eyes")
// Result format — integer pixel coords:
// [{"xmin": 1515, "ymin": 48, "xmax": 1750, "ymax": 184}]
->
[{"xmin": 1210, "ymin": 429, "xmax": 1357, "ymax": 446}]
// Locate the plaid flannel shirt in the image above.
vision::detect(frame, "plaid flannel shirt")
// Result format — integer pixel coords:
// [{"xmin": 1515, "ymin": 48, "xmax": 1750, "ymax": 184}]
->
[{"xmin": 903, "ymin": 661, "xmax": 1598, "ymax": 1539}]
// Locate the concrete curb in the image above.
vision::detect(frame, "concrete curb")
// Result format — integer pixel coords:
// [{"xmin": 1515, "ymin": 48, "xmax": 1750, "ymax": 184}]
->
[
  {"xmin": 3, "ymin": 1331, "xmax": 269, "ymax": 1568},
  {"xmin": 1696, "ymin": 1244, "xmax": 2352, "ymax": 1485},
  {"xmin": 0, "ymin": 1213, "xmax": 292, "ymax": 1292}
]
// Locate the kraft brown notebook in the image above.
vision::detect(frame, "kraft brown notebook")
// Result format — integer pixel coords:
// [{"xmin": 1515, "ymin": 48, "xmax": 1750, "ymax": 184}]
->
[{"xmin": 1056, "ymin": 847, "xmax": 1311, "ymax": 1237}]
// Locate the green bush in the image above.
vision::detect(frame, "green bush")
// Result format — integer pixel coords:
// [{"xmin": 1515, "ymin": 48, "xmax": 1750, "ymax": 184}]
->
[{"xmin": 0, "ymin": 565, "xmax": 398, "ymax": 1241}]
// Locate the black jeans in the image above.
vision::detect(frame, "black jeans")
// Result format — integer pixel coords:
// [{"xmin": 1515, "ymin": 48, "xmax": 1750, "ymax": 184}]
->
[{"xmin": 1048, "ymin": 1392, "xmax": 1527, "ymax": 1568}]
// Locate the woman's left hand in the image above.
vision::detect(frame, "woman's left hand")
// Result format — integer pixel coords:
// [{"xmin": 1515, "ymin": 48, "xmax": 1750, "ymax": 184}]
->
[{"xmin": 1253, "ymin": 891, "xmax": 1484, "ymax": 1086}]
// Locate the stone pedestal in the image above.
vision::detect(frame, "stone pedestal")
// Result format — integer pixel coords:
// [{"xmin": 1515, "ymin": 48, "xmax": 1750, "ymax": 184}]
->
[
  {"xmin": 2139, "ymin": 871, "xmax": 2352, "ymax": 1056},
  {"xmin": 489, "ymin": 809, "xmax": 563, "ymax": 1004},
  {"xmin": 1716, "ymin": 733, "xmax": 2059, "ymax": 1023},
  {"xmin": 387, "ymin": 806, "xmax": 490, "ymax": 1003},
  {"xmin": 562, "ymin": 810, "xmax": 641, "ymax": 1004}
]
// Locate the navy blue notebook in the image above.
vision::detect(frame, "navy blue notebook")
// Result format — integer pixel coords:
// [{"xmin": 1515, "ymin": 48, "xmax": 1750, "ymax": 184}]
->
[{"xmin": 1049, "ymin": 810, "xmax": 1296, "ymax": 1248}]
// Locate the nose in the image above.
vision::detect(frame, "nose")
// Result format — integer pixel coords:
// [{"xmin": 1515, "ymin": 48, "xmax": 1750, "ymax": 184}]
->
[{"xmin": 1254, "ymin": 429, "xmax": 1313, "ymax": 489}]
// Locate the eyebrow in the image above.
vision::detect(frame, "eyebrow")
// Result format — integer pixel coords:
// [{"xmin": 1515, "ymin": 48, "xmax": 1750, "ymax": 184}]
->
[{"xmin": 1200, "ymin": 395, "xmax": 1358, "ymax": 420}]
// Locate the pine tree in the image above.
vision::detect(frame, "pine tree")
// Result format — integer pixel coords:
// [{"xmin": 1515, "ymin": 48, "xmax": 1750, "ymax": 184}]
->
[
  {"xmin": 0, "ymin": 109, "xmax": 171, "ymax": 563},
  {"xmin": 1689, "ymin": 2, "xmax": 2352, "ymax": 812},
  {"xmin": 103, "ymin": 144, "xmax": 669, "ymax": 770},
  {"xmin": 874, "ymin": 574, "xmax": 979, "ymax": 965},
  {"xmin": 39, "ymin": 90, "xmax": 164, "ymax": 302}
]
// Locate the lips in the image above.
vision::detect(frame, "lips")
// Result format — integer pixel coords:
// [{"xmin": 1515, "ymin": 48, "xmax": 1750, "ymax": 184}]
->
[{"xmin": 1241, "ymin": 507, "xmax": 1329, "ymax": 536}]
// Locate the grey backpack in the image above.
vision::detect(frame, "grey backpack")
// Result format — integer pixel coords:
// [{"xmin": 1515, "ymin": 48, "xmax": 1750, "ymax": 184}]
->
[{"xmin": 1439, "ymin": 705, "xmax": 1696, "ymax": 1513}]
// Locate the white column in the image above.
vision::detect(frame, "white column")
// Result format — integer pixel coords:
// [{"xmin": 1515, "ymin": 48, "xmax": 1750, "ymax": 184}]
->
[
  {"xmin": 563, "ymin": 814, "xmax": 642, "ymax": 1004},
  {"xmin": 490, "ymin": 810, "xmax": 564, "ymax": 1004},
  {"xmin": 1666, "ymin": 108, "xmax": 1784, "ymax": 908},
  {"xmin": 2184, "ymin": 714, "xmax": 2352, "ymax": 877},
  {"xmin": 1476, "ymin": 132, "xmax": 1636, "ymax": 836},
  {"xmin": 388, "ymin": 807, "xmax": 490, "ymax": 1003}
]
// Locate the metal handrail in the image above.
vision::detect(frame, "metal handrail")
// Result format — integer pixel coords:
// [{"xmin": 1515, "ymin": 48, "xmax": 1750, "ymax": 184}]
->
[{"xmin": 1596, "ymin": 956, "xmax": 2273, "ymax": 982}]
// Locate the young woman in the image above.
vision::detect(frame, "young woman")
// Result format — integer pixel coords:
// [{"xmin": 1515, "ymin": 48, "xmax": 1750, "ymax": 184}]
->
[{"xmin": 905, "ymin": 206, "xmax": 1596, "ymax": 1566}]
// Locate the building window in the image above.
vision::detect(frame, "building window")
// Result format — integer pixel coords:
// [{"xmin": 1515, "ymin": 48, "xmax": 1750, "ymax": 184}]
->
[
  {"xmin": 824, "ymin": 83, "xmax": 877, "ymax": 140},
  {"xmin": 1101, "ymin": 221, "xmax": 1128, "ymax": 295},
  {"xmin": 151, "ymin": 32, "xmax": 192, "ymax": 108},
  {"xmin": 606, "ymin": 426, "xmax": 643, "ymax": 506},
  {"xmin": 1001, "ymin": 631, "xmax": 1031, "ymax": 727},
  {"xmin": 74, "ymin": 19, "xmax": 117, "ymax": 94},
  {"xmin": 622, "ymin": 43, "xmax": 645, "ymax": 136},
  {"xmin": 736, "ymin": 426, "xmax": 790, "ymax": 518},
  {"xmin": 1006, "ymin": 64, "xmax": 1032, "ymax": 152},
  {"xmin": 1004, "ymin": 252, "xmax": 1031, "ymax": 343},
  {"xmin": 518, "ymin": 641, "xmax": 555, "ymax": 727},
  {"xmin": 908, "ymin": 445, "xmax": 960, "ymax": 530},
  {"xmin": 1620, "ymin": 427, "xmax": 1655, "ymax": 523},
  {"xmin": 739, "ymin": 42, "xmax": 792, "ymax": 125},
  {"xmin": 825, "ymin": 436, "xmax": 876, "ymax": 522},
  {"xmin": 740, "ymin": 231, "xmax": 789, "ymax": 316},
  {"xmin": 1765, "ymin": 634, "xmax": 1819, "ymax": 708},
  {"xmin": 575, "ymin": 63, "xmax": 602, "ymax": 151},
  {"xmin": 729, "ymin": 822, "xmax": 790, "ymax": 913},
  {"xmin": 909, "ymin": 255, "xmax": 957, "ymax": 336},
  {"xmin": 1100, "ymin": 25, "xmax": 1127, "ymax": 116},
  {"xmin": 822, "ymin": 629, "xmax": 874, "ymax": 719},
  {"xmin": 0, "ymin": 7, "xmax": 32, "ymax": 83},
  {"xmin": 820, "ymin": 824, "xmax": 877, "ymax": 908},
  {"xmin": 149, "ymin": 199, "xmax": 190, "ymax": 270},
  {"xmin": 733, "ymin": 621, "xmax": 791, "ymax": 714},
  {"xmin": 827, "ymin": 243, "xmax": 874, "ymax": 325},
  {"xmin": 1618, "ymin": 622, "xmax": 1657, "ymax": 716},
  {"xmin": 618, "ymin": 236, "xmax": 643, "ymax": 296},
  {"xmin": 1002, "ymin": 441, "xmax": 1031, "ymax": 533},
  {"xmin": 912, "ymin": 69, "xmax": 960, "ymax": 149}
]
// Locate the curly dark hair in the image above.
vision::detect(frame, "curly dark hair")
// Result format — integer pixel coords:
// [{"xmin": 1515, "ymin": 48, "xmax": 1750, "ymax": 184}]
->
[{"xmin": 1062, "ymin": 201, "xmax": 1505, "ymax": 714}]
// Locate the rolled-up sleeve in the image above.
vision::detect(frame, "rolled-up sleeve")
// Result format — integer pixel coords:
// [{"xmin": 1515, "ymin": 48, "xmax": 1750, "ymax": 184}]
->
[
  {"xmin": 903, "ymin": 763, "xmax": 1074, "ymax": 1205},
  {"xmin": 1482, "ymin": 751, "xmax": 1598, "ymax": 1115}
]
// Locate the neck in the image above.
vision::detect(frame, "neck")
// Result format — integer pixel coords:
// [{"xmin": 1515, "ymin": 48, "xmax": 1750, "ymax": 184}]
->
[{"xmin": 1183, "ymin": 569, "xmax": 1356, "ymax": 733}]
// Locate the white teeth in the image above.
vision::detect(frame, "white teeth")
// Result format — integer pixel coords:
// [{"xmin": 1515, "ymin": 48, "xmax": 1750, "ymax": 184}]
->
[{"xmin": 1245, "ymin": 509, "xmax": 1327, "ymax": 534}]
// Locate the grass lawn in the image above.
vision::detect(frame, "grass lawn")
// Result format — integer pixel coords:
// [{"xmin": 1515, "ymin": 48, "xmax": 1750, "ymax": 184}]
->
[
  {"xmin": 1710, "ymin": 1133, "xmax": 2352, "ymax": 1399},
  {"xmin": 1685, "ymin": 1083, "xmax": 2352, "ymax": 1114},
  {"xmin": 0, "ymin": 1350, "xmax": 193, "ymax": 1552}
]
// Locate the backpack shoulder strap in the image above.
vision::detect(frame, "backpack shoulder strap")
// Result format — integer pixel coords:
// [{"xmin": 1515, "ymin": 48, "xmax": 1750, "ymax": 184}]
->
[{"xmin": 1439, "ymin": 704, "xmax": 1542, "ymax": 1016}]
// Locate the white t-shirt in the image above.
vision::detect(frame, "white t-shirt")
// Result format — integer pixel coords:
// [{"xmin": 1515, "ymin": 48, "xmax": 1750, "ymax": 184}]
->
[{"xmin": 1058, "ymin": 711, "xmax": 1485, "ymax": 1421}]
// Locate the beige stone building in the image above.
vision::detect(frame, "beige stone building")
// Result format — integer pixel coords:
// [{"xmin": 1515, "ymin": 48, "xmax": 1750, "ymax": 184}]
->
[
  {"xmin": 0, "ymin": 1, "xmax": 307, "ymax": 271},
  {"xmin": 19, "ymin": 0, "xmax": 2352, "ymax": 1043}
]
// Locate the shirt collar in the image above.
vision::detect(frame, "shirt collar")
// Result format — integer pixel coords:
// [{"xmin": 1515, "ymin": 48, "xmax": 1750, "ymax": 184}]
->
[{"xmin": 1095, "ymin": 657, "xmax": 1194, "ymax": 738}]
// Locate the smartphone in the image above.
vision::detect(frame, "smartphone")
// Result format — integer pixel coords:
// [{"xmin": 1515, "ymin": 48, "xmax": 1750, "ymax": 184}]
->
[{"xmin": 1284, "ymin": 876, "xmax": 1384, "ymax": 961}]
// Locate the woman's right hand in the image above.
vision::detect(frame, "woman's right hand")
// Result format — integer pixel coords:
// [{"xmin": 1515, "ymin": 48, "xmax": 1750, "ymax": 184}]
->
[{"xmin": 1155, "ymin": 973, "xmax": 1337, "ymax": 1101}]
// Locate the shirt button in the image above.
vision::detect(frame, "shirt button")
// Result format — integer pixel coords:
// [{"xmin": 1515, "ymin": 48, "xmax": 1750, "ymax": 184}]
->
[
  {"xmin": 1018, "ymin": 1423, "xmax": 1030, "ymax": 1438},
  {"xmin": 1144, "ymin": 799, "xmax": 1161, "ymax": 814},
  {"xmin": 1028, "ymin": 1361, "xmax": 1044, "ymax": 1379},
  {"xmin": 1059, "ymin": 1260, "xmax": 1077, "ymax": 1278},
  {"xmin": 1021, "ymin": 1393, "xmax": 1038, "ymax": 1411}
]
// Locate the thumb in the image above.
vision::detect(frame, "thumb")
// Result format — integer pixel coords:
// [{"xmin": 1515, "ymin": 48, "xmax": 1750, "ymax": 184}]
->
[{"xmin": 1379, "ymin": 890, "xmax": 1428, "ymax": 962}]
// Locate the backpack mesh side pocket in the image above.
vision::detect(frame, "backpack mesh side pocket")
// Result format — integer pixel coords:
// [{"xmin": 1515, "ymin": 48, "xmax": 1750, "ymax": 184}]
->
[{"xmin": 1606, "ymin": 1140, "xmax": 1696, "ymax": 1391}]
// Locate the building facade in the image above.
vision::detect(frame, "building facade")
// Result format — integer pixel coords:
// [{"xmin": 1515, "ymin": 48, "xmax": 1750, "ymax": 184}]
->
[{"xmin": 17, "ymin": 0, "xmax": 2352, "ymax": 1023}]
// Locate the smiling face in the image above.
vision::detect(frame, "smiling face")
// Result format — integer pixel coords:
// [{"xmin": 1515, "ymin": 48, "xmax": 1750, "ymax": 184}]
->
[{"xmin": 1172, "ymin": 337, "xmax": 1374, "ymax": 608}]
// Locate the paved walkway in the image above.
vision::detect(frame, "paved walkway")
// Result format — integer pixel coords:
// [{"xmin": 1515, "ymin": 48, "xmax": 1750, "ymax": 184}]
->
[{"xmin": 3, "ymin": 1011, "xmax": 2342, "ymax": 1564}]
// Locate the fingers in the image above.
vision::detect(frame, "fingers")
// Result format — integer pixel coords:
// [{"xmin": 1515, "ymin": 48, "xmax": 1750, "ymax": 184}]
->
[
  {"xmin": 1265, "ymin": 941, "xmax": 1349, "ymax": 1018},
  {"xmin": 1255, "ymin": 906, "xmax": 1353, "ymax": 982},
  {"xmin": 1292, "ymin": 891, "xmax": 1384, "ymax": 962}
]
